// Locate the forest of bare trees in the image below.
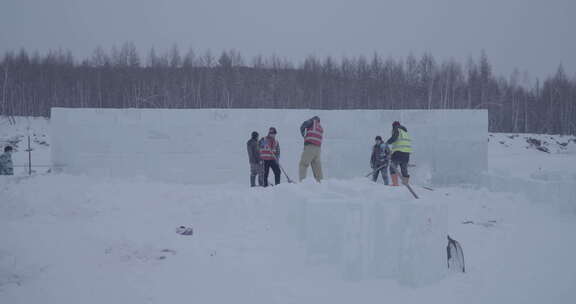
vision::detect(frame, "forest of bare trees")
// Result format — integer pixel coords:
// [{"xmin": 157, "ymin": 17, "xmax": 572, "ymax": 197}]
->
[{"xmin": 1, "ymin": 43, "xmax": 575, "ymax": 134}]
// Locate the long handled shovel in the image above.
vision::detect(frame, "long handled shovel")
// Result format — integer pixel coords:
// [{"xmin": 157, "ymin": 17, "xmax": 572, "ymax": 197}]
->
[
  {"xmin": 272, "ymin": 154, "xmax": 295, "ymax": 183},
  {"xmin": 364, "ymin": 164, "xmax": 388, "ymax": 178}
]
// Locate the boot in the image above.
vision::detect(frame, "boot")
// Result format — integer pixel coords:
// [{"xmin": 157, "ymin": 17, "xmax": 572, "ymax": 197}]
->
[
  {"xmin": 250, "ymin": 175, "xmax": 256, "ymax": 187},
  {"xmin": 401, "ymin": 176, "xmax": 410, "ymax": 185},
  {"xmin": 383, "ymin": 174, "xmax": 389, "ymax": 186},
  {"xmin": 391, "ymin": 173, "xmax": 399, "ymax": 186}
]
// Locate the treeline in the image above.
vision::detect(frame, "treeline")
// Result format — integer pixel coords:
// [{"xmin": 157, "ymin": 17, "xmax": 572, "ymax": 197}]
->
[{"xmin": 1, "ymin": 43, "xmax": 575, "ymax": 134}]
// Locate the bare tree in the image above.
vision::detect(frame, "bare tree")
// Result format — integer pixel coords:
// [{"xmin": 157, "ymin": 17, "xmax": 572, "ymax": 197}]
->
[{"xmin": 0, "ymin": 46, "xmax": 575, "ymax": 135}]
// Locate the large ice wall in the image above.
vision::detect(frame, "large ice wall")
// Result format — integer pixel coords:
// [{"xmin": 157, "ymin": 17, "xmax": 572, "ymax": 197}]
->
[{"xmin": 51, "ymin": 108, "xmax": 487, "ymax": 185}]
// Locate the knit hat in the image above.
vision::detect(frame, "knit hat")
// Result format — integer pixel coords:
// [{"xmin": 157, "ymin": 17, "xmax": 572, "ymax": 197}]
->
[
  {"xmin": 375, "ymin": 136, "xmax": 382, "ymax": 141},
  {"xmin": 392, "ymin": 121, "xmax": 401, "ymax": 127},
  {"xmin": 251, "ymin": 131, "xmax": 258, "ymax": 139},
  {"xmin": 268, "ymin": 127, "xmax": 277, "ymax": 134}
]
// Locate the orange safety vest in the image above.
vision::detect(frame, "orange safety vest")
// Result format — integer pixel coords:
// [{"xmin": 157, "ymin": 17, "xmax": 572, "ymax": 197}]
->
[
  {"xmin": 259, "ymin": 137, "xmax": 278, "ymax": 160},
  {"xmin": 304, "ymin": 120, "xmax": 323, "ymax": 146}
]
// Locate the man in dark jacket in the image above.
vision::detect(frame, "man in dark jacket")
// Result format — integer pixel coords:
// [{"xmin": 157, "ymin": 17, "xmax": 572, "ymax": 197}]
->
[
  {"xmin": 387, "ymin": 121, "xmax": 412, "ymax": 185},
  {"xmin": 259, "ymin": 127, "xmax": 281, "ymax": 187},
  {"xmin": 370, "ymin": 136, "xmax": 390, "ymax": 185},
  {"xmin": 246, "ymin": 131, "xmax": 263, "ymax": 187}
]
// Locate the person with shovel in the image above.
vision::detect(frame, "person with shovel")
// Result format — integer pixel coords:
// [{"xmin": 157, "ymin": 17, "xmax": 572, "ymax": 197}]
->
[
  {"xmin": 259, "ymin": 127, "xmax": 281, "ymax": 187},
  {"xmin": 387, "ymin": 121, "xmax": 412, "ymax": 186},
  {"xmin": 370, "ymin": 136, "xmax": 390, "ymax": 185}
]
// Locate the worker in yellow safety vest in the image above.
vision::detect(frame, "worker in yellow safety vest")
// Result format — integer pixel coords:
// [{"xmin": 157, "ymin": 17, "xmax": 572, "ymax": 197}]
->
[{"xmin": 386, "ymin": 121, "xmax": 412, "ymax": 186}]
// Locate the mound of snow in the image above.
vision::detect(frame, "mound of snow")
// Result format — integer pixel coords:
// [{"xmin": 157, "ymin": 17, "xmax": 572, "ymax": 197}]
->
[{"xmin": 489, "ymin": 133, "xmax": 576, "ymax": 155}]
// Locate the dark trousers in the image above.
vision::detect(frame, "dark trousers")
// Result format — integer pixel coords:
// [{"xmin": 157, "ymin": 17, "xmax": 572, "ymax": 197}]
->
[
  {"xmin": 263, "ymin": 159, "xmax": 281, "ymax": 187},
  {"xmin": 372, "ymin": 161, "xmax": 389, "ymax": 185},
  {"xmin": 390, "ymin": 151, "xmax": 410, "ymax": 178},
  {"xmin": 250, "ymin": 163, "xmax": 264, "ymax": 187}
]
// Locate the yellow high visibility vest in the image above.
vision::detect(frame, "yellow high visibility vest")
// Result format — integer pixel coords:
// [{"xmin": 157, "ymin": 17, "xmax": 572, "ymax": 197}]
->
[{"xmin": 391, "ymin": 128, "xmax": 412, "ymax": 153}]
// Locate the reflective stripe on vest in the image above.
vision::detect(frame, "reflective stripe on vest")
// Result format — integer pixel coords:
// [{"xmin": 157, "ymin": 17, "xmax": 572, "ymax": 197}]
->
[
  {"xmin": 304, "ymin": 120, "xmax": 323, "ymax": 146},
  {"xmin": 391, "ymin": 129, "xmax": 412, "ymax": 153},
  {"xmin": 260, "ymin": 137, "xmax": 278, "ymax": 160}
]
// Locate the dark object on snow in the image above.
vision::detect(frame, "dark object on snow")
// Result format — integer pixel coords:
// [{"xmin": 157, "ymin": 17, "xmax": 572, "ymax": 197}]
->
[
  {"xmin": 447, "ymin": 235, "xmax": 465, "ymax": 273},
  {"xmin": 462, "ymin": 219, "xmax": 497, "ymax": 228},
  {"xmin": 526, "ymin": 137, "xmax": 550, "ymax": 153},
  {"xmin": 526, "ymin": 137, "xmax": 541, "ymax": 147},
  {"xmin": 176, "ymin": 226, "xmax": 193, "ymax": 236}
]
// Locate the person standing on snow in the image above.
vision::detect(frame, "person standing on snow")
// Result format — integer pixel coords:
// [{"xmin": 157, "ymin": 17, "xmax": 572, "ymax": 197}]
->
[
  {"xmin": 246, "ymin": 131, "xmax": 263, "ymax": 187},
  {"xmin": 0, "ymin": 146, "xmax": 14, "ymax": 175},
  {"xmin": 370, "ymin": 136, "xmax": 391, "ymax": 185},
  {"xmin": 299, "ymin": 116, "xmax": 323, "ymax": 182},
  {"xmin": 387, "ymin": 121, "xmax": 412, "ymax": 185},
  {"xmin": 259, "ymin": 127, "xmax": 281, "ymax": 187}
]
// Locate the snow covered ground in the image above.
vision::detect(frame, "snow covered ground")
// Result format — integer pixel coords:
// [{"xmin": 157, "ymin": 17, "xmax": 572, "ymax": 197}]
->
[
  {"xmin": 489, "ymin": 132, "xmax": 576, "ymax": 179},
  {"xmin": 1, "ymin": 116, "xmax": 576, "ymax": 303}
]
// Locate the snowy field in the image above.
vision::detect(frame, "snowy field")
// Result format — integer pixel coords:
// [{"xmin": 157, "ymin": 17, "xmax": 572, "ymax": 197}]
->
[{"xmin": 1, "ymin": 116, "xmax": 576, "ymax": 304}]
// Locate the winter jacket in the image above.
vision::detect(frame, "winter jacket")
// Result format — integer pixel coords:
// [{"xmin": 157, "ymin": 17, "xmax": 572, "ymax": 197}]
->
[
  {"xmin": 259, "ymin": 136, "xmax": 280, "ymax": 161},
  {"xmin": 386, "ymin": 125, "xmax": 408, "ymax": 145},
  {"xmin": 300, "ymin": 118, "xmax": 322, "ymax": 145},
  {"xmin": 300, "ymin": 118, "xmax": 323, "ymax": 146},
  {"xmin": 370, "ymin": 143, "xmax": 390, "ymax": 168},
  {"xmin": 0, "ymin": 151, "xmax": 14, "ymax": 175},
  {"xmin": 390, "ymin": 128, "xmax": 412, "ymax": 154},
  {"xmin": 387, "ymin": 125, "xmax": 412, "ymax": 153},
  {"xmin": 247, "ymin": 138, "xmax": 260, "ymax": 164}
]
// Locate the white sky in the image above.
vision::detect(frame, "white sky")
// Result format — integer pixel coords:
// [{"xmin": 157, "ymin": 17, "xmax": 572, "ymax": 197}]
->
[{"xmin": 1, "ymin": 0, "xmax": 574, "ymax": 79}]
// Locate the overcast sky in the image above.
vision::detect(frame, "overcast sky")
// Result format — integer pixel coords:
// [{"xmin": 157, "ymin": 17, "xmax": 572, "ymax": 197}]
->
[{"xmin": 1, "ymin": 0, "xmax": 574, "ymax": 80}]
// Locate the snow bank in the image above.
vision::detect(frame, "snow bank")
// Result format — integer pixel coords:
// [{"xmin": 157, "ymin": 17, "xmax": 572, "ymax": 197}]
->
[
  {"xmin": 487, "ymin": 133, "xmax": 576, "ymax": 214},
  {"xmin": 51, "ymin": 108, "xmax": 487, "ymax": 185}
]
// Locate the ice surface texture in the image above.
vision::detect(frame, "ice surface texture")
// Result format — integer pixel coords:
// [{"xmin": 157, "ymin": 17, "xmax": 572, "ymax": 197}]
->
[{"xmin": 51, "ymin": 108, "xmax": 487, "ymax": 185}]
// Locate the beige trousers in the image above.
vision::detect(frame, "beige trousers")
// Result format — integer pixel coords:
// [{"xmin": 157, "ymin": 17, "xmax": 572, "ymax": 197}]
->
[{"xmin": 299, "ymin": 144, "xmax": 323, "ymax": 182}]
